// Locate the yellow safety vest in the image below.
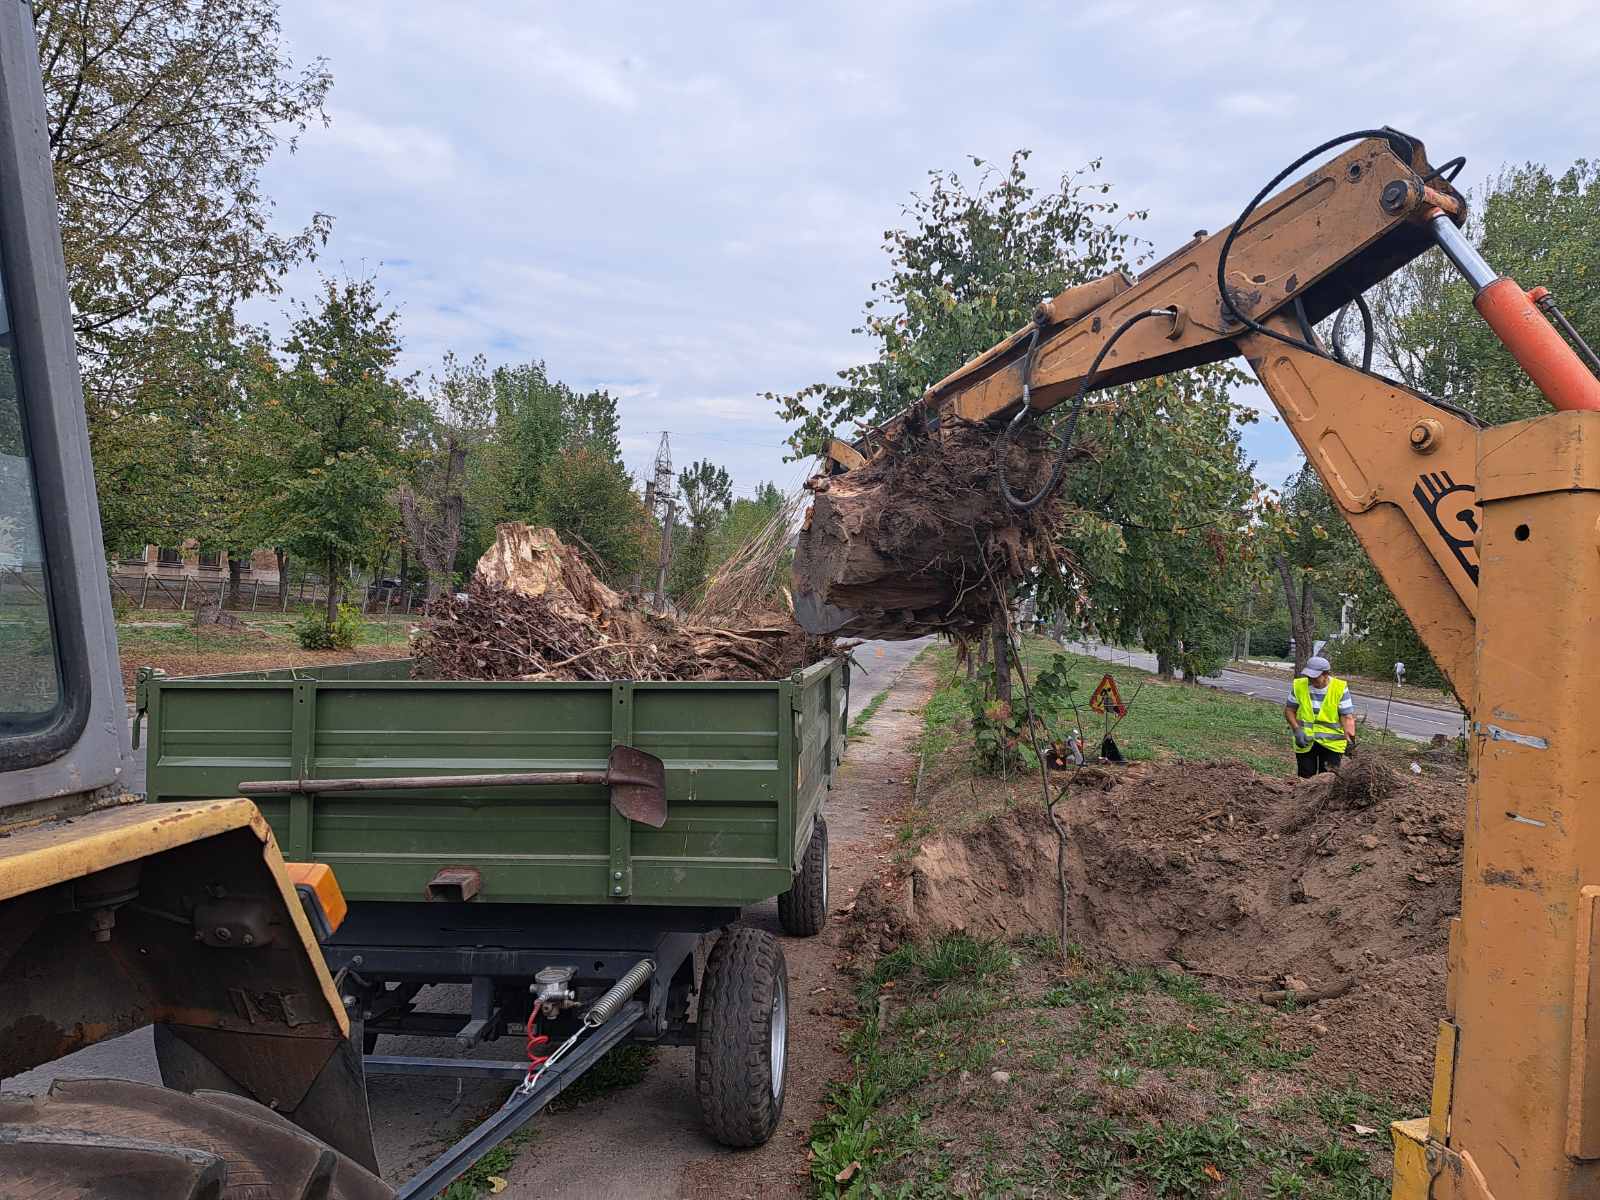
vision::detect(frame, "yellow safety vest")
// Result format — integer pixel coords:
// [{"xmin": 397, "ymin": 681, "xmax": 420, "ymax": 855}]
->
[{"xmin": 1292, "ymin": 676, "xmax": 1348, "ymax": 754}]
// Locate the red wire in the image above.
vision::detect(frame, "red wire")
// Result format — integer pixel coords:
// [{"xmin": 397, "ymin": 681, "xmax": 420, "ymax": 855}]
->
[{"xmin": 525, "ymin": 1010, "xmax": 550, "ymax": 1072}]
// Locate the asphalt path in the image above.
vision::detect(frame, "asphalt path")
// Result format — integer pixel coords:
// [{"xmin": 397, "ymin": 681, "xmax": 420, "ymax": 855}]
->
[
  {"xmin": 1061, "ymin": 640, "xmax": 1465, "ymax": 743},
  {"xmin": 5, "ymin": 636, "xmax": 936, "ymax": 1184}
]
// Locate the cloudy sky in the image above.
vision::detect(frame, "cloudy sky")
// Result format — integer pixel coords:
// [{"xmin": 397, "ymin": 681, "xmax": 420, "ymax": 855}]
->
[{"xmin": 255, "ymin": 1, "xmax": 1600, "ymax": 498}]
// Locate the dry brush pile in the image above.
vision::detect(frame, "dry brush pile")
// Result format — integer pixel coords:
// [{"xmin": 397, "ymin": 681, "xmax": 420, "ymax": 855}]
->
[{"xmin": 412, "ymin": 522, "xmax": 833, "ymax": 682}]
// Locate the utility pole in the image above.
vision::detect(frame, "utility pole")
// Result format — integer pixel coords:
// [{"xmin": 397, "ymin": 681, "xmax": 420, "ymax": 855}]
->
[{"xmin": 653, "ymin": 498, "xmax": 677, "ymax": 612}]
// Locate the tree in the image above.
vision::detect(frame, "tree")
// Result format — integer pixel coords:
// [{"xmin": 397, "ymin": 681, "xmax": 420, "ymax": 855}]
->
[
  {"xmin": 86, "ymin": 308, "xmax": 272, "ymax": 559},
  {"xmin": 531, "ymin": 450, "xmax": 651, "ymax": 583},
  {"xmin": 37, "ymin": 0, "xmax": 331, "ymax": 355},
  {"xmin": 1270, "ymin": 464, "xmax": 1348, "ymax": 672},
  {"xmin": 1374, "ymin": 160, "xmax": 1600, "ymax": 425},
  {"xmin": 251, "ymin": 277, "xmax": 407, "ymax": 623},
  {"xmin": 773, "ymin": 151, "xmax": 1145, "ymax": 458},
  {"xmin": 669, "ymin": 459, "xmax": 733, "ymax": 602},
  {"xmin": 1052, "ymin": 369, "xmax": 1259, "ymax": 680},
  {"xmin": 398, "ymin": 353, "xmax": 494, "ymax": 599}
]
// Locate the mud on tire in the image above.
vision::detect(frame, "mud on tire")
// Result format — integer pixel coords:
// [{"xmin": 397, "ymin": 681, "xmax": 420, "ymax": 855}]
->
[
  {"xmin": 777, "ymin": 815, "xmax": 829, "ymax": 937},
  {"xmin": 0, "ymin": 1077, "xmax": 392, "ymax": 1200},
  {"xmin": 694, "ymin": 925, "xmax": 789, "ymax": 1147}
]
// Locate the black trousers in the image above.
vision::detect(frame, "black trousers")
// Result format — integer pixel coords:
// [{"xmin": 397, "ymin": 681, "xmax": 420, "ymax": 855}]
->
[{"xmin": 1295, "ymin": 743, "xmax": 1344, "ymax": 777}]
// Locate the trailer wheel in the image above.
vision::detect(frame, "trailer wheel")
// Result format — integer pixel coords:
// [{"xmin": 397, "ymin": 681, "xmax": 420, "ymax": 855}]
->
[
  {"xmin": 0, "ymin": 1077, "xmax": 392, "ymax": 1200},
  {"xmin": 695, "ymin": 926, "xmax": 789, "ymax": 1147},
  {"xmin": 777, "ymin": 815, "xmax": 829, "ymax": 937}
]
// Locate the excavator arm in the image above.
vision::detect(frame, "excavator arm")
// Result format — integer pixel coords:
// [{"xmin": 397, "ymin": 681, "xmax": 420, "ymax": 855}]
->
[
  {"xmin": 798, "ymin": 129, "xmax": 1600, "ymax": 1200},
  {"xmin": 800, "ymin": 134, "xmax": 1486, "ymax": 689}
]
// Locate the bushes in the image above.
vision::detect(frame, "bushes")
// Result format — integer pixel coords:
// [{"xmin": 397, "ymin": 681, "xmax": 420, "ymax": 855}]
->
[{"xmin": 295, "ymin": 603, "xmax": 362, "ymax": 651}]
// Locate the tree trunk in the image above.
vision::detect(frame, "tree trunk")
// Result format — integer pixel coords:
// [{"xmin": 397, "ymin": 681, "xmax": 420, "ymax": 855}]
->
[
  {"xmin": 276, "ymin": 548, "xmax": 288, "ymax": 609},
  {"xmin": 1156, "ymin": 647, "xmax": 1175, "ymax": 680},
  {"xmin": 325, "ymin": 552, "xmax": 339, "ymax": 623},
  {"xmin": 1275, "ymin": 552, "xmax": 1316, "ymax": 671},
  {"xmin": 991, "ymin": 615, "xmax": 1012, "ymax": 704},
  {"xmin": 398, "ymin": 542, "xmax": 408, "ymax": 597},
  {"xmin": 226, "ymin": 555, "xmax": 242, "ymax": 609}
]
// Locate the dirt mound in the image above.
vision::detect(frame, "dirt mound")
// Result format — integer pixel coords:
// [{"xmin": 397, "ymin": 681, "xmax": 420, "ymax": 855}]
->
[{"xmin": 854, "ymin": 757, "xmax": 1464, "ymax": 1097}]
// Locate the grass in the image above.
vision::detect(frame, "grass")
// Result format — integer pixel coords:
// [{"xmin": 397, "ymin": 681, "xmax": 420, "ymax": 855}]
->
[
  {"xmin": 807, "ymin": 647, "xmax": 1414, "ymax": 1197},
  {"xmin": 116, "ymin": 613, "xmax": 412, "ymax": 656},
  {"xmin": 809, "ymin": 933, "xmax": 1395, "ymax": 1199},
  {"xmin": 926, "ymin": 637, "xmax": 1292, "ymax": 776},
  {"xmin": 439, "ymin": 1129, "xmax": 532, "ymax": 1199},
  {"xmin": 848, "ymin": 688, "xmax": 889, "ymax": 740}
]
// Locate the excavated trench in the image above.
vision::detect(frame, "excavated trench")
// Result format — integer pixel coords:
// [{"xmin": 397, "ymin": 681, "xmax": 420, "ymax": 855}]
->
[{"xmin": 853, "ymin": 757, "xmax": 1465, "ymax": 1097}]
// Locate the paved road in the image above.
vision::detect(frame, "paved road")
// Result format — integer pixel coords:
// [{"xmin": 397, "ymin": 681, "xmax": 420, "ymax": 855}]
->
[
  {"xmin": 1061, "ymin": 640, "xmax": 1465, "ymax": 743},
  {"xmin": 6, "ymin": 636, "xmax": 936, "ymax": 1183}
]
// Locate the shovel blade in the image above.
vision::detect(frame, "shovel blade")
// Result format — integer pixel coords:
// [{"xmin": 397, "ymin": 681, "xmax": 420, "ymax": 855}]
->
[{"xmin": 608, "ymin": 745, "xmax": 667, "ymax": 828}]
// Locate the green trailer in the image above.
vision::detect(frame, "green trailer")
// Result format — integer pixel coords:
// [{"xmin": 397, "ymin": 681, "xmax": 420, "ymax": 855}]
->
[{"xmin": 137, "ymin": 654, "xmax": 848, "ymax": 1153}]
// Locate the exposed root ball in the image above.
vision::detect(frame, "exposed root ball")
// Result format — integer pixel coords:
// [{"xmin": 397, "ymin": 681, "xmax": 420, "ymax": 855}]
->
[
  {"xmin": 794, "ymin": 420, "xmax": 1076, "ymax": 639},
  {"xmin": 1329, "ymin": 758, "xmax": 1398, "ymax": 809}
]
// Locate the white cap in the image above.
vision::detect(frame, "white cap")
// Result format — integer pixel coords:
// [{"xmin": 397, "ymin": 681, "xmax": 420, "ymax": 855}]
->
[{"xmin": 1301, "ymin": 655, "xmax": 1331, "ymax": 678}]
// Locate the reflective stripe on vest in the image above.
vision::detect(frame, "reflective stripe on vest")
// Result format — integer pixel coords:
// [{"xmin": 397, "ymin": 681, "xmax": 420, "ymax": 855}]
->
[{"xmin": 1292, "ymin": 675, "xmax": 1348, "ymax": 754}]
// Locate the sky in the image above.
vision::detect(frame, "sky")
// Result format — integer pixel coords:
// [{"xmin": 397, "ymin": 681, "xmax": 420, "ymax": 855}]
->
[{"xmin": 253, "ymin": 0, "xmax": 1600, "ymax": 499}]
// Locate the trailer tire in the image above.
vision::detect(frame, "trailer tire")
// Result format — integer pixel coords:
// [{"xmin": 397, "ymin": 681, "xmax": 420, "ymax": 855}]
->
[
  {"xmin": 0, "ymin": 1077, "xmax": 392, "ymax": 1199},
  {"xmin": 695, "ymin": 926, "xmax": 788, "ymax": 1147},
  {"xmin": 777, "ymin": 815, "xmax": 829, "ymax": 937}
]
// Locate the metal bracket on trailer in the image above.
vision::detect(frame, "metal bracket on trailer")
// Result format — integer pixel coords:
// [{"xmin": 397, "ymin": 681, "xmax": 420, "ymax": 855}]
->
[{"xmin": 394, "ymin": 999, "xmax": 646, "ymax": 1200}]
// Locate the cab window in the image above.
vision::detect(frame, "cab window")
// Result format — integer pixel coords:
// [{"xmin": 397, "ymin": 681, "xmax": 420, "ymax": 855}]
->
[{"xmin": 0, "ymin": 256, "xmax": 63, "ymax": 739}]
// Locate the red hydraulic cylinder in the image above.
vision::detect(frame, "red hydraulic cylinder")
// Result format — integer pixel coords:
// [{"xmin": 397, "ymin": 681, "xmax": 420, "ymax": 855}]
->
[
  {"xmin": 1429, "ymin": 211, "xmax": 1600, "ymax": 412},
  {"xmin": 1475, "ymin": 277, "xmax": 1600, "ymax": 413}
]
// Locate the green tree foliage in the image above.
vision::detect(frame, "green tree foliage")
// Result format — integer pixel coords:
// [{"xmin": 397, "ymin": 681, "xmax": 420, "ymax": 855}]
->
[
  {"xmin": 35, "ymin": 0, "xmax": 332, "ymax": 558},
  {"xmin": 458, "ymin": 362, "xmax": 632, "ymax": 568},
  {"xmin": 1268, "ymin": 463, "xmax": 1347, "ymax": 672},
  {"xmin": 89, "ymin": 309, "xmax": 272, "ymax": 559},
  {"xmin": 706, "ymin": 482, "xmax": 786, "ymax": 572},
  {"xmin": 668, "ymin": 459, "xmax": 733, "ymax": 601},
  {"xmin": 1375, "ymin": 161, "xmax": 1600, "ymax": 423},
  {"xmin": 773, "ymin": 151, "xmax": 1145, "ymax": 457},
  {"xmin": 530, "ymin": 449, "xmax": 651, "ymax": 584},
  {"xmin": 37, "ymin": 0, "xmax": 331, "ymax": 351},
  {"xmin": 1052, "ymin": 370, "xmax": 1259, "ymax": 679},
  {"xmin": 249, "ymin": 277, "xmax": 408, "ymax": 622}
]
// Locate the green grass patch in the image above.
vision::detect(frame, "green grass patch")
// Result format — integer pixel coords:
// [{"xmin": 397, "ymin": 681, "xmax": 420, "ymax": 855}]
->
[
  {"xmin": 438, "ymin": 1129, "xmax": 532, "ymax": 1199},
  {"xmin": 924, "ymin": 638, "xmax": 1294, "ymax": 776},
  {"xmin": 848, "ymin": 688, "xmax": 889, "ymax": 740},
  {"xmin": 117, "ymin": 614, "xmax": 410, "ymax": 657},
  {"xmin": 548, "ymin": 1043, "xmax": 655, "ymax": 1111},
  {"xmin": 810, "ymin": 933, "xmax": 1395, "ymax": 1199}
]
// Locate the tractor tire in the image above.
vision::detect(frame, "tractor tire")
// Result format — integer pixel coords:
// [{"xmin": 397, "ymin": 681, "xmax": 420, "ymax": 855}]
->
[
  {"xmin": 0, "ymin": 1077, "xmax": 392, "ymax": 1200},
  {"xmin": 777, "ymin": 815, "xmax": 829, "ymax": 937},
  {"xmin": 694, "ymin": 926, "xmax": 789, "ymax": 1147}
]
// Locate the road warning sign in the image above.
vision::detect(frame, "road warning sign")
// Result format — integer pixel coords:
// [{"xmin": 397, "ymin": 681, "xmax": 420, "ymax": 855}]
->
[{"xmin": 1089, "ymin": 673, "xmax": 1126, "ymax": 717}]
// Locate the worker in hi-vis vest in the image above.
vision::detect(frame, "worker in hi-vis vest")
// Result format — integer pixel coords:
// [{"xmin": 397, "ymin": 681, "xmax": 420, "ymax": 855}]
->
[{"xmin": 1284, "ymin": 655, "xmax": 1357, "ymax": 777}]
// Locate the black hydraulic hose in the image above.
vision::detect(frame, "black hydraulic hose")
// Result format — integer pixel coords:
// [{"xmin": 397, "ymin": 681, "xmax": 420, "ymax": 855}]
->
[
  {"xmin": 1330, "ymin": 294, "xmax": 1375, "ymax": 373},
  {"xmin": 1215, "ymin": 128, "xmax": 1414, "ymax": 356},
  {"xmin": 996, "ymin": 306, "xmax": 1177, "ymax": 512}
]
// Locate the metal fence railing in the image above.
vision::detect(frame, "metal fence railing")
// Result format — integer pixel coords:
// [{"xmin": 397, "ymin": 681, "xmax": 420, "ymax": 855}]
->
[{"xmin": 104, "ymin": 570, "xmax": 425, "ymax": 619}]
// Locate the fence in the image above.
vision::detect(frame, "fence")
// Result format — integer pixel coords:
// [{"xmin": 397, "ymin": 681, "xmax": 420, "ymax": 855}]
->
[{"xmin": 105, "ymin": 570, "xmax": 425, "ymax": 620}]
